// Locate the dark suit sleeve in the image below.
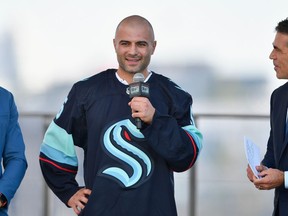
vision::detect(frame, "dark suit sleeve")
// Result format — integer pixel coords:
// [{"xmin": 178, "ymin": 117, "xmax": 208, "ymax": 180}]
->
[
  {"xmin": 262, "ymin": 91, "xmax": 276, "ymax": 168},
  {"xmin": 262, "ymin": 134, "xmax": 275, "ymax": 168}
]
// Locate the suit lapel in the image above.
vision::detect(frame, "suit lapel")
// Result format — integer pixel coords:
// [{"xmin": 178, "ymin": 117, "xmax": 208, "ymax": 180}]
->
[{"xmin": 282, "ymin": 108, "xmax": 288, "ymax": 144}]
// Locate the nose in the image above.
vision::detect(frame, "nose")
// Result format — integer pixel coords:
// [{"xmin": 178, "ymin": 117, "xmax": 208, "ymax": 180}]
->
[
  {"xmin": 269, "ymin": 49, "xmax": 276, "ymax": 60},
  {"xmin": 128, "ymin": 44, "xmax": 138, "ymax": 55}
]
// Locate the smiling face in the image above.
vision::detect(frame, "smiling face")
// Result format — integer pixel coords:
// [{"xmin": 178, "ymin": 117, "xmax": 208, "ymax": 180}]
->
[
  {"xmin": 113, "ymin": 16, "xmax": 156, "ymax": 83},
  {"xmin": 269, "ymin": 32, "xmax": 288, "ymax": 79}
]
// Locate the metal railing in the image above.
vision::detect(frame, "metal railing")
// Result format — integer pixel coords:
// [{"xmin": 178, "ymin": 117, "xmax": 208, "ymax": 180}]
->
[
  {"xmin": 18, "ymin": 112, "xmax": 270, "ymax": 216},
  {"xmin": 190, "ymin": 113, "xmax": 269, "ymax": 216}
]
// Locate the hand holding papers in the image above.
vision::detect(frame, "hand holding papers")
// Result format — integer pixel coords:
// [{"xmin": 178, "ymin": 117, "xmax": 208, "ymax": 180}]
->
[{"xmin": 244, "ymin": 137, "xmax": 262, "ymax": 179}]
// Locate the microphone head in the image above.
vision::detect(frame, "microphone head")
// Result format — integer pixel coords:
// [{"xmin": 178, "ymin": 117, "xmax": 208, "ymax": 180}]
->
[{"xmin": 133, "ymin": 73, "xmax": 145, "ymax": 83}]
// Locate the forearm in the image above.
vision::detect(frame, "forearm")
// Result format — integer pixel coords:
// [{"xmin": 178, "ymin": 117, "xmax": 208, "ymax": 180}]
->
[
  {"xmin": 39, "ymin": 155, "xmax": 80, "ymax": 205},
  {"xmin": 142, "ymin": 111, "xmax": 202, "ymax": 172},
  {"xmin": 0, "ymin": 159, "xmax": 27, "ymax": 203}
]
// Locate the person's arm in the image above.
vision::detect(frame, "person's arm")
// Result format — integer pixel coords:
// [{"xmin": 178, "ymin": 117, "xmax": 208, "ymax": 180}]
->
[
  {"xmin": 261, "ymin": 136, "xmax": 275, "ymax": 169},
  {"xmin": 142, "ymin": 110, "xmax": 202, "ymax": 172},
  {"xmin": 262, "ymin": 91, "xmax": 276, "ymax": 169},
  {"xmin": 136, "ymin": 85, "xmax": 202, "ymax": 172},
  {"xmin": 39, "ymin": 84, "xmax": 87, "ymax": 205},
  {"xmin": 39, "ymin": 120, "xmax": 81, "ymax": 205},
  {"xmin": 0, "ymin": 92, "xmax": 27, "ymax": 207}
]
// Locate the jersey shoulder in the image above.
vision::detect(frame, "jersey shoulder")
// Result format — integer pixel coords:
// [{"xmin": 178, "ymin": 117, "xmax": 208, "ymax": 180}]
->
[
  {"xmin": 150, "ymin": 71, "xmax": 191, "ymax": 99},
  {"xmin": 75, "ymin": 69, "xmax": 117, "ymax": 88},
  {"xmin": 70, "ymin": 69, "xmax": 117, "ymax": 98}
]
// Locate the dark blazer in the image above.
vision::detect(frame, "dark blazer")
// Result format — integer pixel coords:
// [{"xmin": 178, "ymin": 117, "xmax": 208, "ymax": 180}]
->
[{"xmin": 262, "ymin": 81, "xmax": 288, "ymax": 216}]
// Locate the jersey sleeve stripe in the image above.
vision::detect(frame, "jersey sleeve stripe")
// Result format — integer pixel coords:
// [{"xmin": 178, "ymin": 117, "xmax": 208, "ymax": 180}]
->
[
  {"xmin": 182, "ymin": 125, "xmax": 203, "ymax": 151},
  {"xmin": 40, "ymin": 143, "xmax": 78, "ymax": 166},
  {"xmin": 39, "ymin": 156, "xmax": 77, "ymax": 174},
  {"xmin": 184, "ymin": 131, "xmax": 198, "ymax": 168},
  {"xmin": 182, "ymin": 125, "xmax": 203, "ymax": 168},
  {"xmin": 43, "ymin": 121, "xmax": 77, "ymax": 157}
]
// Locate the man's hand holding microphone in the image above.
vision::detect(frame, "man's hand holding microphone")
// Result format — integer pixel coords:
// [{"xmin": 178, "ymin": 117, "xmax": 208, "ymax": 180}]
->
[{"xmin": 128, "ymin": 73, "xmax": 155, "ymax": 129}]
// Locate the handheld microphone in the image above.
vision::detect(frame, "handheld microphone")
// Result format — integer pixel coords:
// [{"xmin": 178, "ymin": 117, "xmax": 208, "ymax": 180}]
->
[{"xmin": 128, "ymin": 73, "xmax": 150, "ymax": 129}]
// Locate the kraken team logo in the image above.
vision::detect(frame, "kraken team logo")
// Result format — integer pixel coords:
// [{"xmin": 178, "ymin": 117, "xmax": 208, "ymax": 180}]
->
[{"xmin": 101, "ymin": 119, "xmax": 153, "ymax": 188}]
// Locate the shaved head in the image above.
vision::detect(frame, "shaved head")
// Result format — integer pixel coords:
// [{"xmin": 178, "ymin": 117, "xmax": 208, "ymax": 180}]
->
[
  {"xmin": 113, "ymin": 15, "xmax": 156, "ymax": 82},
  {"xmin": 115, "ymin": 15, "xmax": 155, "ymax": 41}
]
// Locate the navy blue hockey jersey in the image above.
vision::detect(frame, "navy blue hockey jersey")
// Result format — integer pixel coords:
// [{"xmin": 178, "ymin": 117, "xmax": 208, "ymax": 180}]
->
[{"xmin": 39, "ymin": 69, "xmax": 202, "ymax": 216}]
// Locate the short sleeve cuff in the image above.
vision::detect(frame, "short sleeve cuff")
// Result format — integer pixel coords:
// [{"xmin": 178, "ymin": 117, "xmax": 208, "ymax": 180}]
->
[{"xmin": 285, "ymin": 171, "xmax": 288, "ymax": 189}]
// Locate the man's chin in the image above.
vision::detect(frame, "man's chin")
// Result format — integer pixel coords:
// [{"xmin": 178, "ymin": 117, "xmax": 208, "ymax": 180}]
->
[
  {"xmin": 121, "ymin": 65, "xmax": 145, "ymax": 74},
  {"xmin": 126, "ymin": 69, "xmax": 141, "ymax": 74},
  {"xmin": 276, "ymin": 72, "xmax": 288, "ymax": 79}
]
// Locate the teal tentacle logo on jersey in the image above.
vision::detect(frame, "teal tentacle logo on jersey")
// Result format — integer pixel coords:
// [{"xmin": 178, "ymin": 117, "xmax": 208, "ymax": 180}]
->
[{"xmin": 101, "ymin": 119, "xmax": 153, "ymax": 188}]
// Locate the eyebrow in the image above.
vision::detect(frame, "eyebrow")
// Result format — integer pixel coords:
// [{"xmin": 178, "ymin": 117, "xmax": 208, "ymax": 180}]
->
[
  {"xmin": 272, "ymin": 43, "xmax": 280, "ymax": 50},
  {"xmin": 118, "ymin": 40, "xmax": 149, "ymax": 44},
  {"xmin": 119, "ymin": 40, "xmax": 129, "ymax": 43}
]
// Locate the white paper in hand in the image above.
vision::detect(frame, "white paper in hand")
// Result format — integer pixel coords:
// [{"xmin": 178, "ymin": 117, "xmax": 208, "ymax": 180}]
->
[{"xmin": 244, "ymin": 136, "xmax": 261, "ymax": 179}]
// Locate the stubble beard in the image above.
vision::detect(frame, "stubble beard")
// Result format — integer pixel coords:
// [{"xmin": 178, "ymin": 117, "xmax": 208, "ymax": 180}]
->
[{"xmin": 119, "ymin": 58, "xmax": 150, "ymax": 75}]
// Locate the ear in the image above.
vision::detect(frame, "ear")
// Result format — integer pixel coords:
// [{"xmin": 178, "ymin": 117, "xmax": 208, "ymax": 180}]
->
[
  {"xmin": 151, "ymin": 40, "xmax": 157, "ymax": 55},
  {"xmin": 113, "ymin": 39, "xmax": 117, "ymax": 50}
]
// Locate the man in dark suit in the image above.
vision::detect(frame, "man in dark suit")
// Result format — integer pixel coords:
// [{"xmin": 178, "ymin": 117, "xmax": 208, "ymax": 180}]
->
[{"xmin": 247, "ymin": 18, "xmax": 288, "ymax": 216}]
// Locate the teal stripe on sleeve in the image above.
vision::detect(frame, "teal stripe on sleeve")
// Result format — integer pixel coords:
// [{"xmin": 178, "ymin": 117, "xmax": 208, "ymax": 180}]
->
[
  {"xmin": 182, "ymin": 125, "xmax": 203, "ymax": 152},
  {"xmin": 40, "ymin": 143, "xmax": 78, "ymax": 166},
  {"xmin": 41, "ymin": 121, "xmax": 78, "ymax": 165}
]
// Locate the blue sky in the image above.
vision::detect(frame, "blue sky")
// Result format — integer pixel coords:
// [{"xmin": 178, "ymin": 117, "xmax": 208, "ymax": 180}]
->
[{"xmin": 0, "ymin": 0, "xmax": 287, "ymax": 91}]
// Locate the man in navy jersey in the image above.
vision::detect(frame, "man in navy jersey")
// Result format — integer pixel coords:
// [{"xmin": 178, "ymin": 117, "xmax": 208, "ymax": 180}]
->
[{"xmin": 39, "ymin": 15, "xmax": 203, "ymax": 216}]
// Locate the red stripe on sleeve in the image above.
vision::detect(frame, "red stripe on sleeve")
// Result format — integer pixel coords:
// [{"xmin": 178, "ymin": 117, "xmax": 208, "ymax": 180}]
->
[
  {"xmin": 39, "ymin": 157, "xmax": 77, "ymax": 174},
  {"xmin": 185, "ymin": 131, "xmax": 198, "ymax": 169}
]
